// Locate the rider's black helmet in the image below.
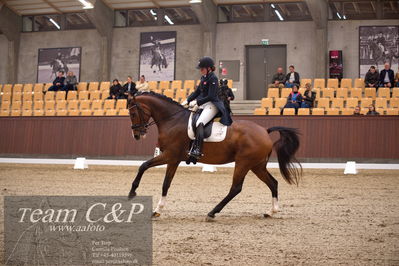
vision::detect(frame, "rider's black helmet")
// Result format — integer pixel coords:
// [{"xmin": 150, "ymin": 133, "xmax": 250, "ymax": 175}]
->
[
  {"xmin": 197, "ymin": 56, "xmax": 215, "ymax": 69},
  {"xmin": 220, "ymin": 78, "xmax": 228, "ymax": 86}
]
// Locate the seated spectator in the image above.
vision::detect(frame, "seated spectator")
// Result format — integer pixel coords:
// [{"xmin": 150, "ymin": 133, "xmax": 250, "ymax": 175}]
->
[
  {"xmin": 268, "ymin": 67, "xmax": 285, "ymax": 88},
  {"xmin": 218, "ymin": 78, "xmax": 235, "ymax": 115},
  {"xmin": 364, "ymin": 66, "xmax": 379, "ymax": 88},
  {"xmin": 301, "ymin": 83, "xmax": 316, "ymax": 108},
  {"xmin": 285, "ymin": 65, "xmax": 300, "ymax": 88},
  {"xmin": 379, "ymin": 63, "xmax": 394, "ymax": 89},
  {"xmin": 136, "ymin": 75, "xmax": 149, "ymax": 92},
  {"xmin": 62, "ymin": 71, "xmax": 77, "ymax": 93},
  {"xmin": 353, "ymin": 106, "xmax": 362, "ymax": 116},
  {"xmin": 48, "ymin": 71, "xmax": 65, "ymax": 91},
  {"xmin": 395, "ymin": 66, "xmax": 399, "ymax": 87},
  {"xmin": 107, "ymin": 79, "xmax": 123, "ymax": 100},
  {"xmin": 122, "ymin": 76, "xmax": 138, "ymax": 98},
  {"xmin": 283, "ymin": 85, "xmax": 302, "ymax": 114},
  {"xmin": 366, "ymin": 104, "xmax": 380, "ymax": 115}
]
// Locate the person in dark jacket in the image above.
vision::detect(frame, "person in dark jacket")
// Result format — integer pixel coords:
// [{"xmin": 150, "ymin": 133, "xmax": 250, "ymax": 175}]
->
[
  {"xmin": 379, "ymin": 63, "xmax": 394, "ymax": 88},
  {"xmin": 285, "ymin": 65, "xmax": 300, "ymax": 88},
  {"xmin": 122, "ymin": 76, "xmax": 137, "ymax": 98},
  {"xmin": 218, "ymin": 78, "xmax": 235, "ymax": 115},
  {"xmin": 181, "ymin": 57, "xmax": 232, "ymax": 161},
  {"xmin": 108, "ymin": 79, "xmax": 123, "ymax": 100},
  {"xmin": 283, "ymin": 85, "xmax": 302, "ymax": 114},
  {"xmin": 353, "ymin": 106, "xmax": 363, "ymax": 116},
  {"xmin": 48, "ymin": 71, "xmax": 65, "ymax": 91},
  {"xmin": 301, "ymin": 83, "xmax": 316, "ymax": 108},
  {"xmin": 366, "ymin": 104, "xmax": 380, "ymax": 115},
  {"xmin": 364, "ymin": 66, "xmax": 379, "ymax": 88},
  {"xmin": 268, "ymin": 67, "xmax": 286, "ymax": 88},
  {"xmin": 62, "ymin": 71, "xmax": 77, "ymax": 93}
]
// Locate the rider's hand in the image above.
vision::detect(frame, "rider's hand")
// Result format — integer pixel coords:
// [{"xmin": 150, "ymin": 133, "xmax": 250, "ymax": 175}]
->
[
  {"xmin": 181, "ymin": 100, "xmax": 188, "ymax": 106},
  {"xmin": 189, "ymin": 100, "xmax": 197, "ymax": 108}
]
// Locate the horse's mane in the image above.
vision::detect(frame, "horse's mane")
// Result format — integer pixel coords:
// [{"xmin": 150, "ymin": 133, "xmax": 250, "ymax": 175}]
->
[{"xmin": 135, "ymin": 91, "xmax": 186, "ymax": 110}]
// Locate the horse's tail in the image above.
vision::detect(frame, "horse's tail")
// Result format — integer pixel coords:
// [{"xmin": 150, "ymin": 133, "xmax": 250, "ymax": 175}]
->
[{"xmin": 267, "ymin": 127, "xmax": 302, "ymax": 185}]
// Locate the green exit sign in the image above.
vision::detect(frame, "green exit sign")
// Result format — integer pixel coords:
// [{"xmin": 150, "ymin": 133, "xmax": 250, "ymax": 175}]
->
[{"xmin": 261, "ymin": 39, "xmax": 269, "ymax": 45}]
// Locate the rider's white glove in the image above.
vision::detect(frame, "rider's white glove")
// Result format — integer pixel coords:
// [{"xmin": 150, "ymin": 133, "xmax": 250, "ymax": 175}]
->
[
  {"xmin": 181, "ymin": 100, "xmax": 188, "ymax": 106},
  {"xmin": 189, "ymin": 100, "xmax": 197, "ymax": 108}
]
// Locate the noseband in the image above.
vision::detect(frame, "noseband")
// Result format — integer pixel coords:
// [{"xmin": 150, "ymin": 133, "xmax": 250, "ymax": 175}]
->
[{"xmin": 128, "ymin": 102, "xmax": 155, "ymax": 135}]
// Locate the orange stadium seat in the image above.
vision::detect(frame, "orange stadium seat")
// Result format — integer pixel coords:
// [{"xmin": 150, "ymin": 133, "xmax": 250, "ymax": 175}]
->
[
  {"xmin": 80, "ymin": 100, "xmax": 91, "ymax": 110},
  {"xmin": 313, "ymin": 79, "xmax": 325, "ymax": 89},
  {"xmin": 69, "ymin": 109, "xmax": 80, "ymax": 116},
  {"xmin": 283, "ymin": 108, "xmax": 295, "ymax": 115},
  {"xmin": 56, "ymin": 91, "xmax": 66, "ymax": 101},
  {"xmin": 321, "ymin": 88, "xmax": 334, "ymax": 98},
  {"xmin": 171, "ymin": 80, "xmax": 182, "ymax": 91},
  {"xmin": 2, "ymin": 84, "xmax": 12, "ymax": 94},
  {"xmin": 175, "ymin": 88, "xmax": 187, "ymax": 101},
  {"xmin": 364, "ymin": 87, "xmax": 376, "ymax": 99},
  {"xmin": 253, "ymin": 108, "xmax": 266, "ymax": 115},
  {"xmin": 326, "ymin": 108, "xmax": 339, "ymax": 115},
  {"xmin": 77, "ymin": 82, "xmax": 88, "ymax": 92},
  {"xmin": 392, "ymin": 88, "xmax": 399, "ymax": 98},
  {"xmin": 11, "ymin": 101, "xmax": 21, "ymax": 115},
  {"xmin": 317, "ymin": 98, "xmax": 330, "ymax": 109},
  {"xmin": 158, "ymin": 81, "xmax": 170, "ymax": 92},
  {"xmin": 100, "ymin": 82, "xmax": 110, "ymax": 91},
  {"xmin": 361, "ymin": 98, "xmax": 373, "ymax": 108},
  {"xmin": 340, "ymin": 79, "xmax": 352, "ymax": 89},
  {"xmin": 327, "ymin": 79, "xmax": 339, "ymax": 89},
  {"xmin": 119, "ymin": 109, "xmax": 129, "ymax": 116},
  {"xmin": 104, "ymin": 99, "xmax": 115, "ymax": 110},
  {"xmin": 10, "ymin": 109, "xmax": 21, "ymax": 116},
  {"xmin": 93, "ymin": 109, "xmax": 104, "ymax": 116},
  {"xmin": 44, "ymin": 83, "xmax": 52, "ymax": 91},
  {"xmin": 33, "ymin": 83, "xmax": 44, "ymax": 93},
  {"xmin": 331, "ymin": 98, "xmax": 344, "ymax": 109},
  {"xmin": 23, "ymin": 84, "xmax": 33, "ymax": 93},
  {"xmin": 341, "ymin": 108, "xmax": 354, "ymax": 115},
  {"xmin": 375, "ymin": 98, "xmax": 387, "ymax": 109},
  {"xmin": 45, "ymin": 100, "xmax": 55, "ymax": 111},
  {"xmin": 33, "ymin": 92, "xmax": 43, "ymax": 101},
  {"xmin": 44, "ymin": 91, "xmax": 55, "ymax": 101},
  {"xmin": 350, "ymin": 88, "xmax": 362, "ymax": 98},
  {"xmin": 68, "ymin": 100, "xmax": 79, "ymax": 111},
  {"xmin": 268, "ymin": 108, "xmax": 280, "ymax": 115},
  {"xmin": 106, "ymin": 109, "xmax": 118, "ymax": 116},
  {"xmin": 281, "ymin": 88, "xmax": 291, "ymax": 98},
  {"xmin": 115, "ymin": 99, "xmax": 127, "ymax": 111},
  {"xmin": 297, "ymin": 108, "xmax": 310, "ymax": 115},
  {"xmin": 183, "ymin": 80, "xmax": 195, "ymax": 91},
  {"xmin": 78, "ymin": 90, "xmax": 89, "ymax": 100},
  {"xmin": 92, "ymin": 100, "xmax": 103, "ymax": 110},
  {"xmin": 90, "ymin": 91, "xmax": 101, "ymax": 100},
  {"xmin": 22, "ymin": 101, "xmax": 32, "ymax": 111},
  {"xmin": 67, "ymin": 91, "xmax": 77, "ymax": 101},
  {"xmin": 311, "ymin": 108, "xmax": 324, "ymax": 115},
  {"xmin": 267, "ymin": 88, "xmax": 279, "ymax": 98},
  {"xmin": 56, "ymin": 109, "xmax": 68, "ymax": 116},
  {"xmin": 22, "ymin": 92, "xmax": 32, "ymax": 102},
  {"xmin": 81, "ymin": 109, "xmax": 92, "ymax": 116},
  {"xmin": 33, "ymin": 100, "xmax": 44, "ymax": 111},
  {"xmin": 22, "ymin": 109, "xmax": 32, "ymax": 116},
  {"xmin": 12, "ymin": 92, "xmax": 22, "ymax": 102},
  {"xmin": 390, "ymin": 98, "xmax": 399, "ymax": 108},
  {"xmin": 88, "ymin": 82, "xmax": 99, "ymax": 91},
  {"xmin": 148, "ymin": 81, "xmax": 158, "ymax": 91},
  {"xmin": 378, "ymin": 87, "xmax": 390, "ymax": 98},
  {"xmin": 360, "ymin": 108, "xmax": 368, "ymax": 115},
  {"xmin": 386, "ymin": 108, "xmax": 399, "ymax": 115},
  {"xmin": 274, "ymin": 98, "xmax": 287, "ymax": 109},
  {"xmin": 13, "ymin": 84, "xmax": 23, "ymax": 93},
  {"xmin": 261, "ymin": 98, "xmax": 273, "ymax": 109},
  {"xmin": 300, "ymin": 79, "xmax": 312, "ymax": 88},
  {"xmin": 227, "ymin": 79, "xmax": 233, "ymax": 88},
  {"xmin": 57, "ymin": 100, "xmax": 67, "ymax": 110},
  {"xmin": 354, "ymin": 79, "xmax": 365, "ymax": 89},
  {"xmin": 163, "ymin": 88, "xmax": 174, "ymax": 99},
  {"xmin": 2, "ymin": 93, "xmax": 12, "ymax": 102},
  {"xmin": 336, "ymin": 88, "xmax": 348, "ymax": 98},
  {"xmin": 376, "ymin": 108, "xmax": 384, "ymax": 115}
]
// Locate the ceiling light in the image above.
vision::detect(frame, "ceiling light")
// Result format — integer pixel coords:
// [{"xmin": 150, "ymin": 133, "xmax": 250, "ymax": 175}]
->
[
  {"xmin": 49, "ymin": 18, "xmax": 60, "ymax": 30},
  {"xmin": 336, "ymin": 12, "xmax": 342, "ymax": 19},
  {"xmin": 274, "ymin": 10, "xmax": 284, "ymax": 21},
  {"xmin": 78, "ymin": 0, "xmax": 93, "ymax": 9},
  {"xmin": 271, "ymin": 4, "xmax": 275, "ymax": 9},
  {"xmin": 189, "ymin": 0, "xmax": 202, "ymax": 3},
  {"xmin": 164, "ymin": 15, "xmax": 174, "ymax": 25},
  {"xmin": 343, "ymin": 15, "xmax": 347, "ymax": 19}
]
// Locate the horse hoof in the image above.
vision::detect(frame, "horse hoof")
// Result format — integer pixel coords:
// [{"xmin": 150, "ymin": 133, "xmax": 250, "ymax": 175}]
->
[
  {"xmin": 152, "ymin": 212, "xmax": 161, "ymax": 218},
  {"xmin": 128, "ymin": 191, "xmax": 136, "ymax": 200},
  {"xmin": 263, "ymin": 213, "xmax": 272, "ymax": 218},
  {"xmin": 205, "ymin": 214, "xmax": 215, "ymax": 222}
]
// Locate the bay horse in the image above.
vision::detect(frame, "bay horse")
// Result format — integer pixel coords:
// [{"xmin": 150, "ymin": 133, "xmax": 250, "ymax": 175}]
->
[{"xmin": 127, "ymin": 92, "xmax": 301, "ymax": 220}]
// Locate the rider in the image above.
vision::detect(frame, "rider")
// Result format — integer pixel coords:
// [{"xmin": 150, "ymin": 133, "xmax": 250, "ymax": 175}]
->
[
  {"xmin": 376, "ymin": 32, "xmax": 386, "ymax": 55},
  {"xmin": 182, "ymin": 57, "xmax": 233, "ymax": 160}
]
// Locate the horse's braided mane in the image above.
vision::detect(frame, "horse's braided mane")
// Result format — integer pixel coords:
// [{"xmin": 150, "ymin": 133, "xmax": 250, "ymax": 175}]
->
[{"xmin": 135, "ymin": 91, "xmax": 186, "ymax": 110}]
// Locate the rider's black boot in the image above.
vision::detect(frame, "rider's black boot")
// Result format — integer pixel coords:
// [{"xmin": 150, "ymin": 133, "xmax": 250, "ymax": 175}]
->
[{"xmin": 188, "ymin": 123, "xmax": 204, "ymax": 159}]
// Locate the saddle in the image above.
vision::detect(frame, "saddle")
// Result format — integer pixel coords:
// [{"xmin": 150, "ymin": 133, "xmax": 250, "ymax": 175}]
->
[{"xmin": 188, "ymin": 110, "xmax": 227, "ymax": 143}]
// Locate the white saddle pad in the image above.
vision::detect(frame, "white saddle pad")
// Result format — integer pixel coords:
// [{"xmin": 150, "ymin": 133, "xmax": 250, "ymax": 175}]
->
[{"xmin": 188, "ymin": 113, "xmax": 228, "ymax": 142}]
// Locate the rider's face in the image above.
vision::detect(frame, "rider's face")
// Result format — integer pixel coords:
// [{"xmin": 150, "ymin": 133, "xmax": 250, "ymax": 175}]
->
[{"xmin": 200, "ymin": 68, "xmax": 208, "ymax": 76}]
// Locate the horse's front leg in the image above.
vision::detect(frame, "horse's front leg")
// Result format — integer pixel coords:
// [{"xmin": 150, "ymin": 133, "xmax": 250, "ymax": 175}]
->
[
  {"xmin": 152, "ymin": 162, "xmax": 179, "ymax": 218},
  {"xmin": 128, "ymin": 154, "xmax": 168, "ymax": 199}
]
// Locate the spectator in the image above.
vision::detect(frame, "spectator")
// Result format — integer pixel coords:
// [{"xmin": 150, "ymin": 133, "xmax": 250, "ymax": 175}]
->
[
  {"xmin": 62, "ymin": 71, "xmax": 77, "ymax": 93},
  {"xmin": 364, "ymin": 66, "xmax": 379, "ymax": 88},
  {"xmin": 136, "ymin": 75, "xmax": 149, "ymax": 92},
  {"xmin": 379, "ymin": 63, "xmax": 394, "ymax": 89},
  {"xmin": 285, "ymin": 65, "xmax": 300, "ymax": 88},
  {"xmin": 122, "ymin": 76, "xmax": 137, "ymax": 98},
  {"xmin": 283, "ymin": 85, "xmax": 302, "ymax": 114},
  {"xmin": 395, "ymin": 66, "xmax": 399, "ymax": 87},
  {"xmin": 366, "ymin": 104, "xmax": 380, "ymax": 115},
  {"xmin": 107, "ymin": 79, "xmax": 123, "ymax": 100},
  {"xmin": 268, "ymin": 67, "xmax": 285, "ymax": 88},
  {"xmin": 218, "ymin": 78, "xmax": 235, "ymax": 115},
  {"xmin": 353, "ymin": 106, "xmax": 362, "ymax": 116},
  {"xmin": 48, "ymin": 71, "xmax": 65, "ymax": 91},
  {"xmin": 301, "ymin": 83, "xmax": 316, "ymax": 108}
]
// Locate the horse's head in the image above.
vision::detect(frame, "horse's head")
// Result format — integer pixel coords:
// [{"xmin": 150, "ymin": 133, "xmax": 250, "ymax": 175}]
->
[{"xmin": 127, "ymin": 93, "xmax": 151, "ymax": 141}]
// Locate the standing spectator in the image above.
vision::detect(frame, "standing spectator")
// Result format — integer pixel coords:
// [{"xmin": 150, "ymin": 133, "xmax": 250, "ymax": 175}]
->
[
  {"xmin": 301, "ymin": 83, "xmax": 316, "ymax": 108},
  {"xmin": 285, "ymin": 65, "xmax": 300, "ymax": 88},
  {"xmin": 268, "ymin": 67, "xmax": 285, "ymax": 88},
  {"xmin": 122, "ymin": 76, "xmax": 137, "ymax": 98},
  {"xmin": 379, "ymin": 63, "xmax": 394, "ymax": 89},
  {"xmin": 136, "ymin": 75, "xmax": 149, "ymax": 92},
  {"xmin": 353, "ymin": 106, "xmax": 362, "ymax": 116},
  {"xmin": 107, "ymin": 79, "xmax": 123, "ymax": 100},
  {"xmin": 366, "ymin": 104, "xmax": 380, "ymax": 115},
  {"xmin": 48, "ymin": 71, "xmax": 65, "ymax": 91},
  {"xmin": 218, "ymin": 78, "xmax": 235, "ymax": 115},
  {"xmin": 364, "ymin": 66, "xmax": 379, "ymax": 88},
  {"xmin": 62, "ymin": 71, "xmax": 77, "ymax": 93},
  {"xmin": 394, "ymin": 66, "xmax": 399, "ymax": 87},
  {"xmin": 283, "ymin": 85, "xmax": 302, "ymax": 114}
]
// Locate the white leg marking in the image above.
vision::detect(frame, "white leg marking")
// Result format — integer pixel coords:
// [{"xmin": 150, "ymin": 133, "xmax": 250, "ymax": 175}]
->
[
  {"xmin": 266, "ymin": 197, "xmax": 279, "ymax": 216},
  {"xmin": 154, "ymin": 196, "xmax": 166, "ymax": 213}
]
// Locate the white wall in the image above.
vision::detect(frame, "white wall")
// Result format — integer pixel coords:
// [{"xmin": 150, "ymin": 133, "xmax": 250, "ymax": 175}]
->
[
  {"xmin": 0, "ymin": 34, "xmax": 8, "ymax": 84},
  {"xmin": 216, "ymin": 21, "xmax": 317, "ymax": 100},
  {"xmin": 328, "ymin": 19, "xmax": 399, "ymax": 80}
]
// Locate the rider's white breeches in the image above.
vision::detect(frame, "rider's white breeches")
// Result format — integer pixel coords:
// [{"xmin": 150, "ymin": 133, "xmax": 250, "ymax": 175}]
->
[{"xmin": 196, "ymin": 102, "xmax": 219, "ymax": 127}]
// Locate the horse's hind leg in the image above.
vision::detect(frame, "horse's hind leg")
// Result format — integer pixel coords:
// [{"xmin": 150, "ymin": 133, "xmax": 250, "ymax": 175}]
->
[
  {"xmin": 207, "ymin": 164, "xmax": 250, "ymax": 220},
  {"xmin": 152, "ymin": 162, "xmax": 179, "ymax": 218},
  {"xmin": 251, "ymin": 162, "xmax": 279, "ymax": 217}
]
